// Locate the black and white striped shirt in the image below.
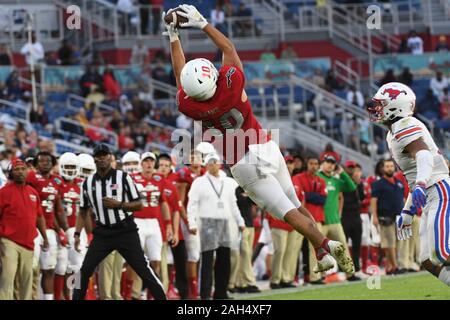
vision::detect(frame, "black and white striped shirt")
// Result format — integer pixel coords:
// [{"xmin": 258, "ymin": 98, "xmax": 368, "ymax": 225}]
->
[{"xmin": 80, "ymin": 169, "xmax": 140, "ymax": 226}]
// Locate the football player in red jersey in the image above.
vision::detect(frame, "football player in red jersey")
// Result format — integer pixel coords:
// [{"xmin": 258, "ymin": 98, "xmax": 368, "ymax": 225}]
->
[
  {"xmin": 175, "ymin": 150, "xmax": 204, "ymax": 299},
  {"xmin": 129, "ymin": 152, "xmax": 173, "ymax": 299},
  {"xmin": 164, "ymin": 4, "xmax": 354, "ymax": 274},
  {"xmin": 157, "ymin": 153, "xmax": 188, "ymax": 299},
  {"xmin": 54, "ymin": 152, "xmax": 86, "ymax": 300},
  {"xmin": 26, "ymin": 151, "xmax": 68, "ymax": 300}
]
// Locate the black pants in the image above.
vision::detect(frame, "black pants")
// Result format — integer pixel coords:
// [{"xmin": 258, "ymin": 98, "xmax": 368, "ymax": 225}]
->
[
  {"xmin": 200, "ymin": 247, "xmax": 230, "ymax": 300},
  {"xmin": 170, "ymin": 240, "xmax": 188, "ymax": 299},
  {"xmin": 72, "ymin": 218, "xmax": 166, "ymax": 300},
  {"xmin": 140, "ymin": 7, "xmax": 149, "ymax": 35},
  {"xmin": 342, "ymin": 215, "xmax": 362, "ymax": 271}
]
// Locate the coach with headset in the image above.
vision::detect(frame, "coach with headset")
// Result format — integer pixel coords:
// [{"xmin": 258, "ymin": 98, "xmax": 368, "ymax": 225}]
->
[{"xmin": 0, "ymin": 159, "xmax": 49, "ymax": 300}]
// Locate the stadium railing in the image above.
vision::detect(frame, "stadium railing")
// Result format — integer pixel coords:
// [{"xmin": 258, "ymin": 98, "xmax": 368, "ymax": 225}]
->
[{"xmin": 0, "ymin": 98, "xmax": 30, "ymax": 122}]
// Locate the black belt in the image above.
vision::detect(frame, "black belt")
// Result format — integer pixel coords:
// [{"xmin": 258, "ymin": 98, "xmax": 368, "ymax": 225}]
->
[{"xmin": 96, "ymin": 215, "xmax": 134, "ymax": 229}]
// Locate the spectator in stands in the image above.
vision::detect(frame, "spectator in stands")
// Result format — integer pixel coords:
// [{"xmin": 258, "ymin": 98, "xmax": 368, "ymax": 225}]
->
[
  {"xmin": 370, "ymin": 159, "xmax": 404, "ymax": 275},
  {"xmin": 211, "ymin": 1, "xmax": 228, "ymax": 36},
  {"xmin": 319, "ymin": 143, "xmax": 341, "ymax": 165},
  {"xmin": 159, "ymin": 108, "xmax": 177, "ymax": 127},
  {"xmin": 44, "ymin": 52, "xmax": 58, "ymax": 66},
  {"xmin": 435, "ymin": 35, "xmax": 449, "ymax": 52},
  {"xmin": 398, "ymin": 67, "xmax": 413, "ymax": 87},
  {"xmin": 430, "ymin": 70, "xmax": 449, "ymax": 98},
  {"xmin": 130, "ymin": 39, "xmax": 149, "ymax": 66},
  {"xmin": 20, "ymin": 32, "xmax": 44, "ymax": 69},
  {"xmin": 74, "ymin": 108, "xmax": 89, "ymax": 126},
  {"xmin": 417, "ymin": 88, "xmax": 440, "ymax": 119},
  {"xmin": 151, "ymin": 60, "xmax": 170, "ymax": 99},
  {"xmin": 85, "ymin": 85, "xmax": 105, "ymax": 108},
  {"xmin": 280, "ymin": 43, "xmax": 298, "ymax": 60},
  {"xmin": 117, "ymin": 0, "xmax": 136, "ymax": 34},
  {"xmin": 346, "ymin": 85, "xmax": 364, "ymax": 108},
  {"xmin": 79, "ymin": 65, "xmax": 103, "ymax": 97},
  {"xmin": 325, "ymin": 69, "xmax": 343, "ymax": 91},
  {"xmin": 138, "ymin": 0, "xmax": 150, "ymax": 35},
  {"xmin": 109, "ymin": 109, "xmax": 123, "ymax": 133},
  {"xmin": 119, "ymin": 94, "xmax": 133, "ymax": 115},
  {"xmin": 57, "ymin": 39, "xmax": 74, "ymax": 66},
  {"xmin": 341, "ymin": 161, "xmax": 363, "ymax": 273},
  {"xmin": 379, "ymin": 69, "xmax": 397, "ymax": 86},
  {"xmin": 5, "ymin": 70, "xmax": 22, "ymax": 100},
  {"xmin": 29, "ymin": 104, "xmax": 49, "ymax": 127},
  {"xmin": 176, "ymin": 113, "xmax": 192, "ymax": 130},
  {"xmin": 311, "ymin": 68, "xmax": 326, "ymax": 89},
  {"xmin": 150, "ymin": 0, "xmax": 163, "ymax": 35},
  {"xmin": 0, "ymin": 44, "xmax": 13, "ymax": 66},
  {"xmin": 397, "ymin": 38, "xmax": 410, "ymax": 53},
  {"xmin": 118, "ymin": 125, "xmax": 135, "ymax": 153},
  {"xmin": 259, "ymin": 44, "xmax": 276, "ymax": 61},
  {"xmin": 103, "ymin": 66, "xmax": 121, "ymax": 101},
  {"xmin": 407, "ymin": 30, "xmax": 424, "ymax": 55},
  {"xmin": 234, "ymin": 2, "xmax": 253, "ymax": 37},
  {"xmin": 438, "ymin": 87, "xmax": 450, "ymax": 130}
]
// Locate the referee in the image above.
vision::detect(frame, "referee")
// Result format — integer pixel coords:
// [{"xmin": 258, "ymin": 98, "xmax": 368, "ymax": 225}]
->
[{"xmin": 72, "ymin": 144, "xmax": 166, "ymax": 300}]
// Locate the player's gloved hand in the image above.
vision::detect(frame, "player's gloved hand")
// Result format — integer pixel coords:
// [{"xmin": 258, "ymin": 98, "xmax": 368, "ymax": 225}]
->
[
  {"xmin": 412, "ymin": 182, "xmax": 427, "ymax": 209},
  {"xmin": 177, "ymin": 4, "xmax": 208, "ymax": 29},
  {"xmin": 58, "ymin": 229, "xmax": 69, "ymax": 247},
  {"xmin": 162, "ymin": 11, "xmax": 179, "ymax": 42},
  {"xmin": 396, "ymin": 205, "xmax": 416, "ymax": 241}
]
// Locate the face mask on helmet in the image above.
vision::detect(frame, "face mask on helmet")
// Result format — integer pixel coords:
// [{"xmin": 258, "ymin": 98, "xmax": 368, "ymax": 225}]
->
[
  {"xmin": 77, "ymin": 154, "xmax": 96, "ymax": 179},
  {"xmin": 59, "ymin": 152, "xmax": 79, "ymax": 180},
  {"xmin": 122, "ymin": 151, "xmax": 141, "ymax": 174},
  {"xmin": 181, "ymin": 58, "xmax": 219, "ymax": 101},
  {"xmin": 369, "ymin": 82, "xmax": 416, "ymax": 123}
]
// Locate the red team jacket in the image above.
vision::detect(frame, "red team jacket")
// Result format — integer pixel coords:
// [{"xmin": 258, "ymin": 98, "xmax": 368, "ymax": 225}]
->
[
  {"xmin": 26, "ymin": 170, "xmax": 62, "ymax": 230},
  {"xmin": 0, "ymin": 182, "xmax": 43, "ymax": 250},
  {"xmin": 177, "ymin": 65, "xmax": 268, "ymax": 165},
  {"xmin": 292, "ymin": 171, "xmax": 327, "ymax": 223},
  {"xmin": 60, "ymin": 177, "xmax": 82, "ymax": 228}
]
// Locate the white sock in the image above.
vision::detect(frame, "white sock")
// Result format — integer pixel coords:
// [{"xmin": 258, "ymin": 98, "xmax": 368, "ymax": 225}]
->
[
  {"xmin": 43, "ymin": 294, "xmax": 54, "ymax": 300},
  {"xmin": 438, "ymin": 266, "xmax": 450, "ymax": 286}
]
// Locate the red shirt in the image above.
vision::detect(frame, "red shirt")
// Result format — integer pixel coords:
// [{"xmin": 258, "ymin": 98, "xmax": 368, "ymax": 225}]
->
[
  {"xmin": 26, "ymin": 171, "xmax": 62, "ymax": 230},
  {"xmin": 0, "ymin": 182, "xmax": 43, "ymax": 250},
  {"xmin": 60, "ymin": 178, "xmax": 82, "ymax": 228},
  {"xmin": 176, "ymin": 166, "xmax": 205, "ymax": 208},
  {"xmin": 154, "ymin": 173, "xmax": 183, "ymax": 241},
  {"xmin": 292, "ymin": 171, "xmax": 327, "ymax": 223},
  {"xmin": 132, "ymin": 173, "xmax": 167, "ymax": 220},
  {"xmin": 177, "ymin": 65, "xmax": 268, "ymax": 165}
]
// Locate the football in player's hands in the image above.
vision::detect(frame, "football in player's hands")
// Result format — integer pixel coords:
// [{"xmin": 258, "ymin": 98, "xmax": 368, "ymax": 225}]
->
[{"xmin": 164, "ymin": 8, "xmax": 189, "ymax": 28}]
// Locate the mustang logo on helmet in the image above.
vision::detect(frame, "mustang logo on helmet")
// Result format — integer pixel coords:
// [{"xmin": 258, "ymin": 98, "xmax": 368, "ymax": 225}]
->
[{"xmin": 382, "ymin": 88, "xmax": 407, "ymax": 100}]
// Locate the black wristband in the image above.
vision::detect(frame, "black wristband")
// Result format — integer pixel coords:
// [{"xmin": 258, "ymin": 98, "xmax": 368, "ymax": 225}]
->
[{"xmin": 74, "ymin": 231, "xmax": 81, "ymax": 237}]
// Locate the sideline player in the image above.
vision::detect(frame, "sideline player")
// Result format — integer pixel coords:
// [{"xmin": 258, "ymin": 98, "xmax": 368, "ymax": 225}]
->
[
  {"xmin": 368, "ymin": 82, "xmax": 450, "ymax": 286},
  {"xmin": 164, "ymin": 4, "xmax": 354, "ymax": 274}
]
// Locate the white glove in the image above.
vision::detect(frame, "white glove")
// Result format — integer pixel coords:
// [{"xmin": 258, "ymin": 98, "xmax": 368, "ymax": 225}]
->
[
  {"xmin": 162, "ymin": 11, "xmax": 179, "ymax": 43},
  {"xmin": 177, "ymin": 4, "xmax": 208, "ymax": 29},
  {"xmin": 396, "ymin": 206, "xmax": 416, "ymax": 241}
]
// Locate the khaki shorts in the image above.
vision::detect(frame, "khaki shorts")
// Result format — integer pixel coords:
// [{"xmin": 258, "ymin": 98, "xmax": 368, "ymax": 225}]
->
[{"xmin": 380, "ymin": 224, "xmax": 396, "ymax": 249}]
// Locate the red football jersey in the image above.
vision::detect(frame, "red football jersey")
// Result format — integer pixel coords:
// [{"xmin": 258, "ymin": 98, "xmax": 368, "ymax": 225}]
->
[
  {"xmin": 132, "ymin": 173, "xmax": 167, "ymax": 219},
  {"xmin": 175, "ymin": 166, "xmax": 205, "ymax": 207},
  {"xmin": 60, "ymin": 178, "xmax": 82, "ymax": 228},
  {"xmin": 177, "ymin": 65, "xmax": 268, "ymax": 165},
  {"xmin": 155, "ymin": 173, "xmax": 183, "ymax": 241},
  {"xmin": 26, "ymin": 171, "xmax": 62, "ymax": 230}
]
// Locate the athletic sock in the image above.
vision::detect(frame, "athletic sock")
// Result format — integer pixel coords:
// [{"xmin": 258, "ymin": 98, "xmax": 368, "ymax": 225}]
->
[
  {"xmin": 43, "ymin": 294, "xmax": 54, "ymax": 300},
  {"xmin": 54, "ymin": 275, "xmax": 65, "ymax": 300},
  {"xmin": 438, "ymin": 266, "xmax": 450, "ymax": 286},
  {"xmin": 315, "ymin": 238, "xmax": 330, "ymax": 260}
]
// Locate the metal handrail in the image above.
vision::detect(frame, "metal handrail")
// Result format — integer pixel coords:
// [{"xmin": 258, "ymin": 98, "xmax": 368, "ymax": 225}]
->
[{"xmin": 0, "ymin": 98, "xmax": 30, "ymax": 121}]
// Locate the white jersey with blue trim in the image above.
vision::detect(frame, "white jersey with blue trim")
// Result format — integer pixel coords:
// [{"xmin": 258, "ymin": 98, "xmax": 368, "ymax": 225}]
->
[{"xmin": 386, "ymin": 116, "xmax": 449, "ymax": 189}]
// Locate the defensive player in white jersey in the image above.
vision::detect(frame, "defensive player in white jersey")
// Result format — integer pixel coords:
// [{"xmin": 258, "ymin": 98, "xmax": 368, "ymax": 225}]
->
[
  {"xmin": 369, "ymin": 82, "xmax": 450, "ymax": 286},
  {"xmin": 122, "ymin": 151, "xmax": 141, "ymax": 174}
]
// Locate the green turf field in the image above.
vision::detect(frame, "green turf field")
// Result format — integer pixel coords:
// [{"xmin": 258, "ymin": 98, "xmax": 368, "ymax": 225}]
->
[{"xmin": 240, "ymin": 272, "xmax": 450, "ymax": 300}]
